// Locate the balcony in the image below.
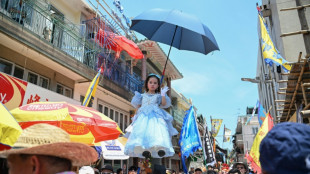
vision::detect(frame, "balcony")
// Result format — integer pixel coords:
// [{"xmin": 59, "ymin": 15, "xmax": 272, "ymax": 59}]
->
[{"xmin": 0, "ymin": 0, "xmax": 143, "ymax": 95}]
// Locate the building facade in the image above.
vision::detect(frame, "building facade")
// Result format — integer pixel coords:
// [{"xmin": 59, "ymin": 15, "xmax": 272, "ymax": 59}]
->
[
  {"xmin": 0, "ymin": 0, "xmax": 191, "ymax": 172},
  {"xmin": 256, "ymin": 0, "xmax": 310, "ymax": 123},
  {"xmin": 233, "ymin": 107, "xmax": 259, "ymax": 163}
]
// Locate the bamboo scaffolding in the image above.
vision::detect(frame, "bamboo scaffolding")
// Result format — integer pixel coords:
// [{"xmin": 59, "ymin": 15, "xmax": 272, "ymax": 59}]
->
[
  {"xmin": 280, "ymin": 4, "xmax": 310, "ymax": 11},
  {"xmin": 278, "ymin": 80, "xmax": 288, "ymax": 83},
  {"xmin": 301, "ymin": 81, "xmax": 308, "ymax": 106},
  {"xmin": 275, "ymin": 100, "xmax": 285, "ymax": 102},
  {"xmin": 281, "ymin": 30, "xmax": 310, "ymax": 37},
  {"xmin": 286, "ymin": 55, "xmax": 306, "ymax": 121}
]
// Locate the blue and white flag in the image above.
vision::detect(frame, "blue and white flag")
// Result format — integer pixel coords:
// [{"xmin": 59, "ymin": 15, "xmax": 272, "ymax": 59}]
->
[
  {"xmin": 245, "ymin": 100, "xmax": 259, "ymax": 125},
  {"xmin": 179, "ymin": 106, "xmax": 202, "ymax": 173}
]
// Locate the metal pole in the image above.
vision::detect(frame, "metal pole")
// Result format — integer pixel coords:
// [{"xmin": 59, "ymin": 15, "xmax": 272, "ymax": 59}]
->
[{"xmin": 160, "ymin": 25, "xmax": 178, "ymax": 84}]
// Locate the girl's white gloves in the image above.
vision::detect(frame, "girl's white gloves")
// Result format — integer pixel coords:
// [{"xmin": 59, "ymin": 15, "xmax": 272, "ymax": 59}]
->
[{"xmin": 161, "ymin": 86, "xmax": 169, "ymax": 96}]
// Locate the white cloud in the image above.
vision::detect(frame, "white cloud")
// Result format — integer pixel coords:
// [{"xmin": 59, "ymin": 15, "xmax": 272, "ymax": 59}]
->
[{"xmin": 172, "ymin": 72, "xmax": 210, "ymax": 95}]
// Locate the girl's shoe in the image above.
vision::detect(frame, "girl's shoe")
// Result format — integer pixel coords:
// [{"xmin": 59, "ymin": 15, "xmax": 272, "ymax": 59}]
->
[
  {"xmin": 158, "ymin": 150, "xmax": 165, "ymax": 157},
  {"xmin": 142, "ymin": 151, "xmax": 151, "ymax": 158}
]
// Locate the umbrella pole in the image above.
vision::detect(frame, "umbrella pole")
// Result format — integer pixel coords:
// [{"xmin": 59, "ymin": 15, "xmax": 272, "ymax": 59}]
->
[{"xmin": 160, "ymin": 25, "xmax": 178, "ymax": 84}]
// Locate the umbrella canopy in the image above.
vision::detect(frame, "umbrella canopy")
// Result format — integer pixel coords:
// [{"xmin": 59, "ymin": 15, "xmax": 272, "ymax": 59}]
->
[
  {"xmin": 0, "ymin": 103, "xmax": 22, "ymax": 151},
  {"xmin": 96, "ymin": 29, "xmax": 144, "ymax": 59},
  {"xmin": 10, "ymin": 101, "xmax": 122, "ymax": 145},
  {"xmin": 130, "ymin": 8, "xmax": 219, "ymax": 55}
]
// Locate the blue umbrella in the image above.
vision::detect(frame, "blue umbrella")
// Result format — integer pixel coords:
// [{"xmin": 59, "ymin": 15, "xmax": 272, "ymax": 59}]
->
[{"xmin": 130, "ymin": 8, "xmax": 219, "ymax": 83}]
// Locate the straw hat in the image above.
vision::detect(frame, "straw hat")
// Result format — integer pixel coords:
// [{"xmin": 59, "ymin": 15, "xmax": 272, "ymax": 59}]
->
[{"xmin": 0, "ymin": 123, "xmax": 98, "ymax": 166}]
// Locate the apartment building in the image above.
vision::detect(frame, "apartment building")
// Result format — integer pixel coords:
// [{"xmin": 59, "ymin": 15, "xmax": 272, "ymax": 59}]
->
[
  {"xmin": 0, "ymin": 0, "xmax": 187, "ymax": 171},
  {"xmin": 233, "ymin": 107, "xmax": 259, "ymax": 163},
  {"xmin": 256, "ymin": 0, "xmax": 310, "ymax": 123}
]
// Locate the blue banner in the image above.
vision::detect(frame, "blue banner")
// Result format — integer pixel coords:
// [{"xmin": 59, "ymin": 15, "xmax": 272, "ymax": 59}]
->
[{"xmin": 179, "ymin": 106, "xmax": 202, "ymax": 173}]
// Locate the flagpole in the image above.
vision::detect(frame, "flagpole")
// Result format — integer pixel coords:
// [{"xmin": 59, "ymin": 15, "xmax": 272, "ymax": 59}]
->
[
  {"xmin": 191, "ymin": 105, "xmax": 208, "ymax": 169},
  {"xmin": 223, "ymin": 124, "xmax": 225, "ymax": 143},
  {"xmin": 193, "ymin": 105, "xmax": 203, "ymax": 151},
  {"xmin": 210, "ymin": 115, "xmax": 212, "ymax": 136}
]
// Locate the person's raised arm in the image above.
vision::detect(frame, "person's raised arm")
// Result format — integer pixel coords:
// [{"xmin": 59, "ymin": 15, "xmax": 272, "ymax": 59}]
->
[{"xmin": 160, "ymin": 86, "xmax": 169, "ymax": 106}]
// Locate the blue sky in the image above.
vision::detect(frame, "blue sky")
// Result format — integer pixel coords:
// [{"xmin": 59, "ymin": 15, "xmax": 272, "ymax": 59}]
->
[{"xmin": 102, "ymin": 0, "xmax": 259, "ymax": 150}]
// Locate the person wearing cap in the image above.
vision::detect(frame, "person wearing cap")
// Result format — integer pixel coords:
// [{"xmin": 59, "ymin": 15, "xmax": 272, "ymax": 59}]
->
[
  {"xmin": 0, "ymin": 123, "xmax": 98, "ymax": 174},
  {"xmin": 259, "ymin": 122, "xmax": 310, "ymax": 174},
  {"xmin": 101, "ymin": 164, "xmax": 114, "ymax": 174},
  {"xmin": 232, "ymin": 162, "xmax": 248, "ymax": 174}
]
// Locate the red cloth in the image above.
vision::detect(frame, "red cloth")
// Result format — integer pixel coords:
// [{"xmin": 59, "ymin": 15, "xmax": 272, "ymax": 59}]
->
[{"xmin": 96, "ymin": 29, "xmax": 144, "ymax": 59}]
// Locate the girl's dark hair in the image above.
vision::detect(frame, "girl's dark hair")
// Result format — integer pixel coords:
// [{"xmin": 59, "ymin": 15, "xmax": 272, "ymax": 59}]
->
[
  {"xmin": 144, "ymin": 75, "xmax": 161, "ymax": 93},
  {"xmin": 228, "ymin": 168, "xmax": 241, "ymax": 174}
]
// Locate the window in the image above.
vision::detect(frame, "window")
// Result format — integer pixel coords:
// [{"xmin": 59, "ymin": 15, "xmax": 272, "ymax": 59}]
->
[
  {"xmin": 113, "ymin": 160, "xmax": 121, "ymax": 172},
  {"xmin": 39, "ymin": 76, "xmax": 49, "ymax": 89},
  {"xmin": 252, "ymin": 127, "xmax": 259, "ymax": 135},
  {"xmin": 13, "ymin": 66, "xmax": 24, "ymax": 79},
  {"xmin": 120, "ymin": 113, "xmax": 123, "ymax": 131},
  {"xmin": 56, "ymin": 83, "xmax": 72, "ymax": 98},
  {"xmin": 0, "ymin": 58, "xmax": 49, "ymax": 88},
  {"xmin": 27, "ymin": 72, "xmax": 38, "ymax": 84},
  {"xmin": 98, "ymin": 104, "xmax": 103, "ymax": 113},
  {"xmin": 80, "ymin": 95, "xmax": 85, "ymax": 105},
  {"xmin": 64, "ymin": 88, "xmax": 72, "ymax": 98},
  {"xmin": 104, "ymin": 107, "xmax": 109, "ymax": 116},
  {"xmin": 124, "ymin": 115, "xmax": 128, "ymax": 130},
  {"xmin": 0, "ymin": 59, "xmax": 12, "ymax": 74},
  {"xmin": 110, "ymin": 109, "xmax": 114, "ymax": 120},
  {"xmin": 57, "ymin": 84, "xmax": 64, "ymax": 95},
  {"xmin": 115, "ymin": 111, "xmax": 119, "ymax": 123},
  {"xmin": 27, "ymin": 71, "xmax": 49, "ymax": 89},
  {"xmin": 97, "ymin": 100, "xmax": 129, "ymax": 130}
]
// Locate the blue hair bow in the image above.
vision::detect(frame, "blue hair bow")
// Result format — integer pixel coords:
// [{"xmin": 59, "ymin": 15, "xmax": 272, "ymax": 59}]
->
[{"xmin": 148, "ymin": 73, "xmax": 160, "ymax": 79}]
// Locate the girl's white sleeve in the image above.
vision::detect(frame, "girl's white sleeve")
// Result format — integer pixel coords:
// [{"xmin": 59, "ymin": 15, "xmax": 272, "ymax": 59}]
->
[{"xmin": 131, "ymin": 91, "xmax": 142, "ymax": 108}]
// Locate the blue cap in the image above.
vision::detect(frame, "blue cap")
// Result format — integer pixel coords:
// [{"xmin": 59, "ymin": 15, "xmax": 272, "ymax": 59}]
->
[{"xmin": 260, "ymin": 122, "xmax": 310, "ymax": 174}]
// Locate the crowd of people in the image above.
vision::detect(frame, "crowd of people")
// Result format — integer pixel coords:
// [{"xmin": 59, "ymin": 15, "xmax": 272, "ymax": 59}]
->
[
  {"xmin": 183, "ymin": 162, "xmax": 251, "ymax": 174},
  {"xmin": 1, "ymin": 122, "xmax": 310, "ymax": 174}
]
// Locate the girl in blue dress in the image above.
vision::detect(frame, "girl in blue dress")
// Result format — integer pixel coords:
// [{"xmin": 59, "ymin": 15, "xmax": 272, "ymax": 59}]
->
[{"xmin": 124, "ymin": 74, "xmax": 178, "ymax": 158}]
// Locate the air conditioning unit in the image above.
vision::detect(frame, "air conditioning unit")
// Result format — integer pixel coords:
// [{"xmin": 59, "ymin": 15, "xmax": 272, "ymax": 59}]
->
[{"xmin": 261, "ymin": 4, "xmax": 271, "ymax": 17}]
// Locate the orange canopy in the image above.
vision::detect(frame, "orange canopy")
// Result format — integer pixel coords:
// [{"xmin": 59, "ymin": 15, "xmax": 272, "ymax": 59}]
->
[
  {"xmin": 96, "ymin": 29, "xmax": 144, "ymax": 59},
  {"xmin": 11, "ymin": 101, "xmax": 122, "ymax": 145}
]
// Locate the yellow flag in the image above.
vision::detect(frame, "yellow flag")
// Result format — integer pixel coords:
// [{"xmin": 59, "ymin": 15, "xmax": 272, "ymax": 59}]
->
[
  {"xmin": 211, "ymin": 119, "xmax": 222, "ymax": 137},
  {"xmin": 248, "ymin": 113, "xmax": 274, "ymax": 173},
  {"xmin": 259, "ymin": 15, "xmax": 291, "ymax": 72},
  {"xmin": 82, "ymin": 67, "xmax": 103, "ymax": 107}
]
